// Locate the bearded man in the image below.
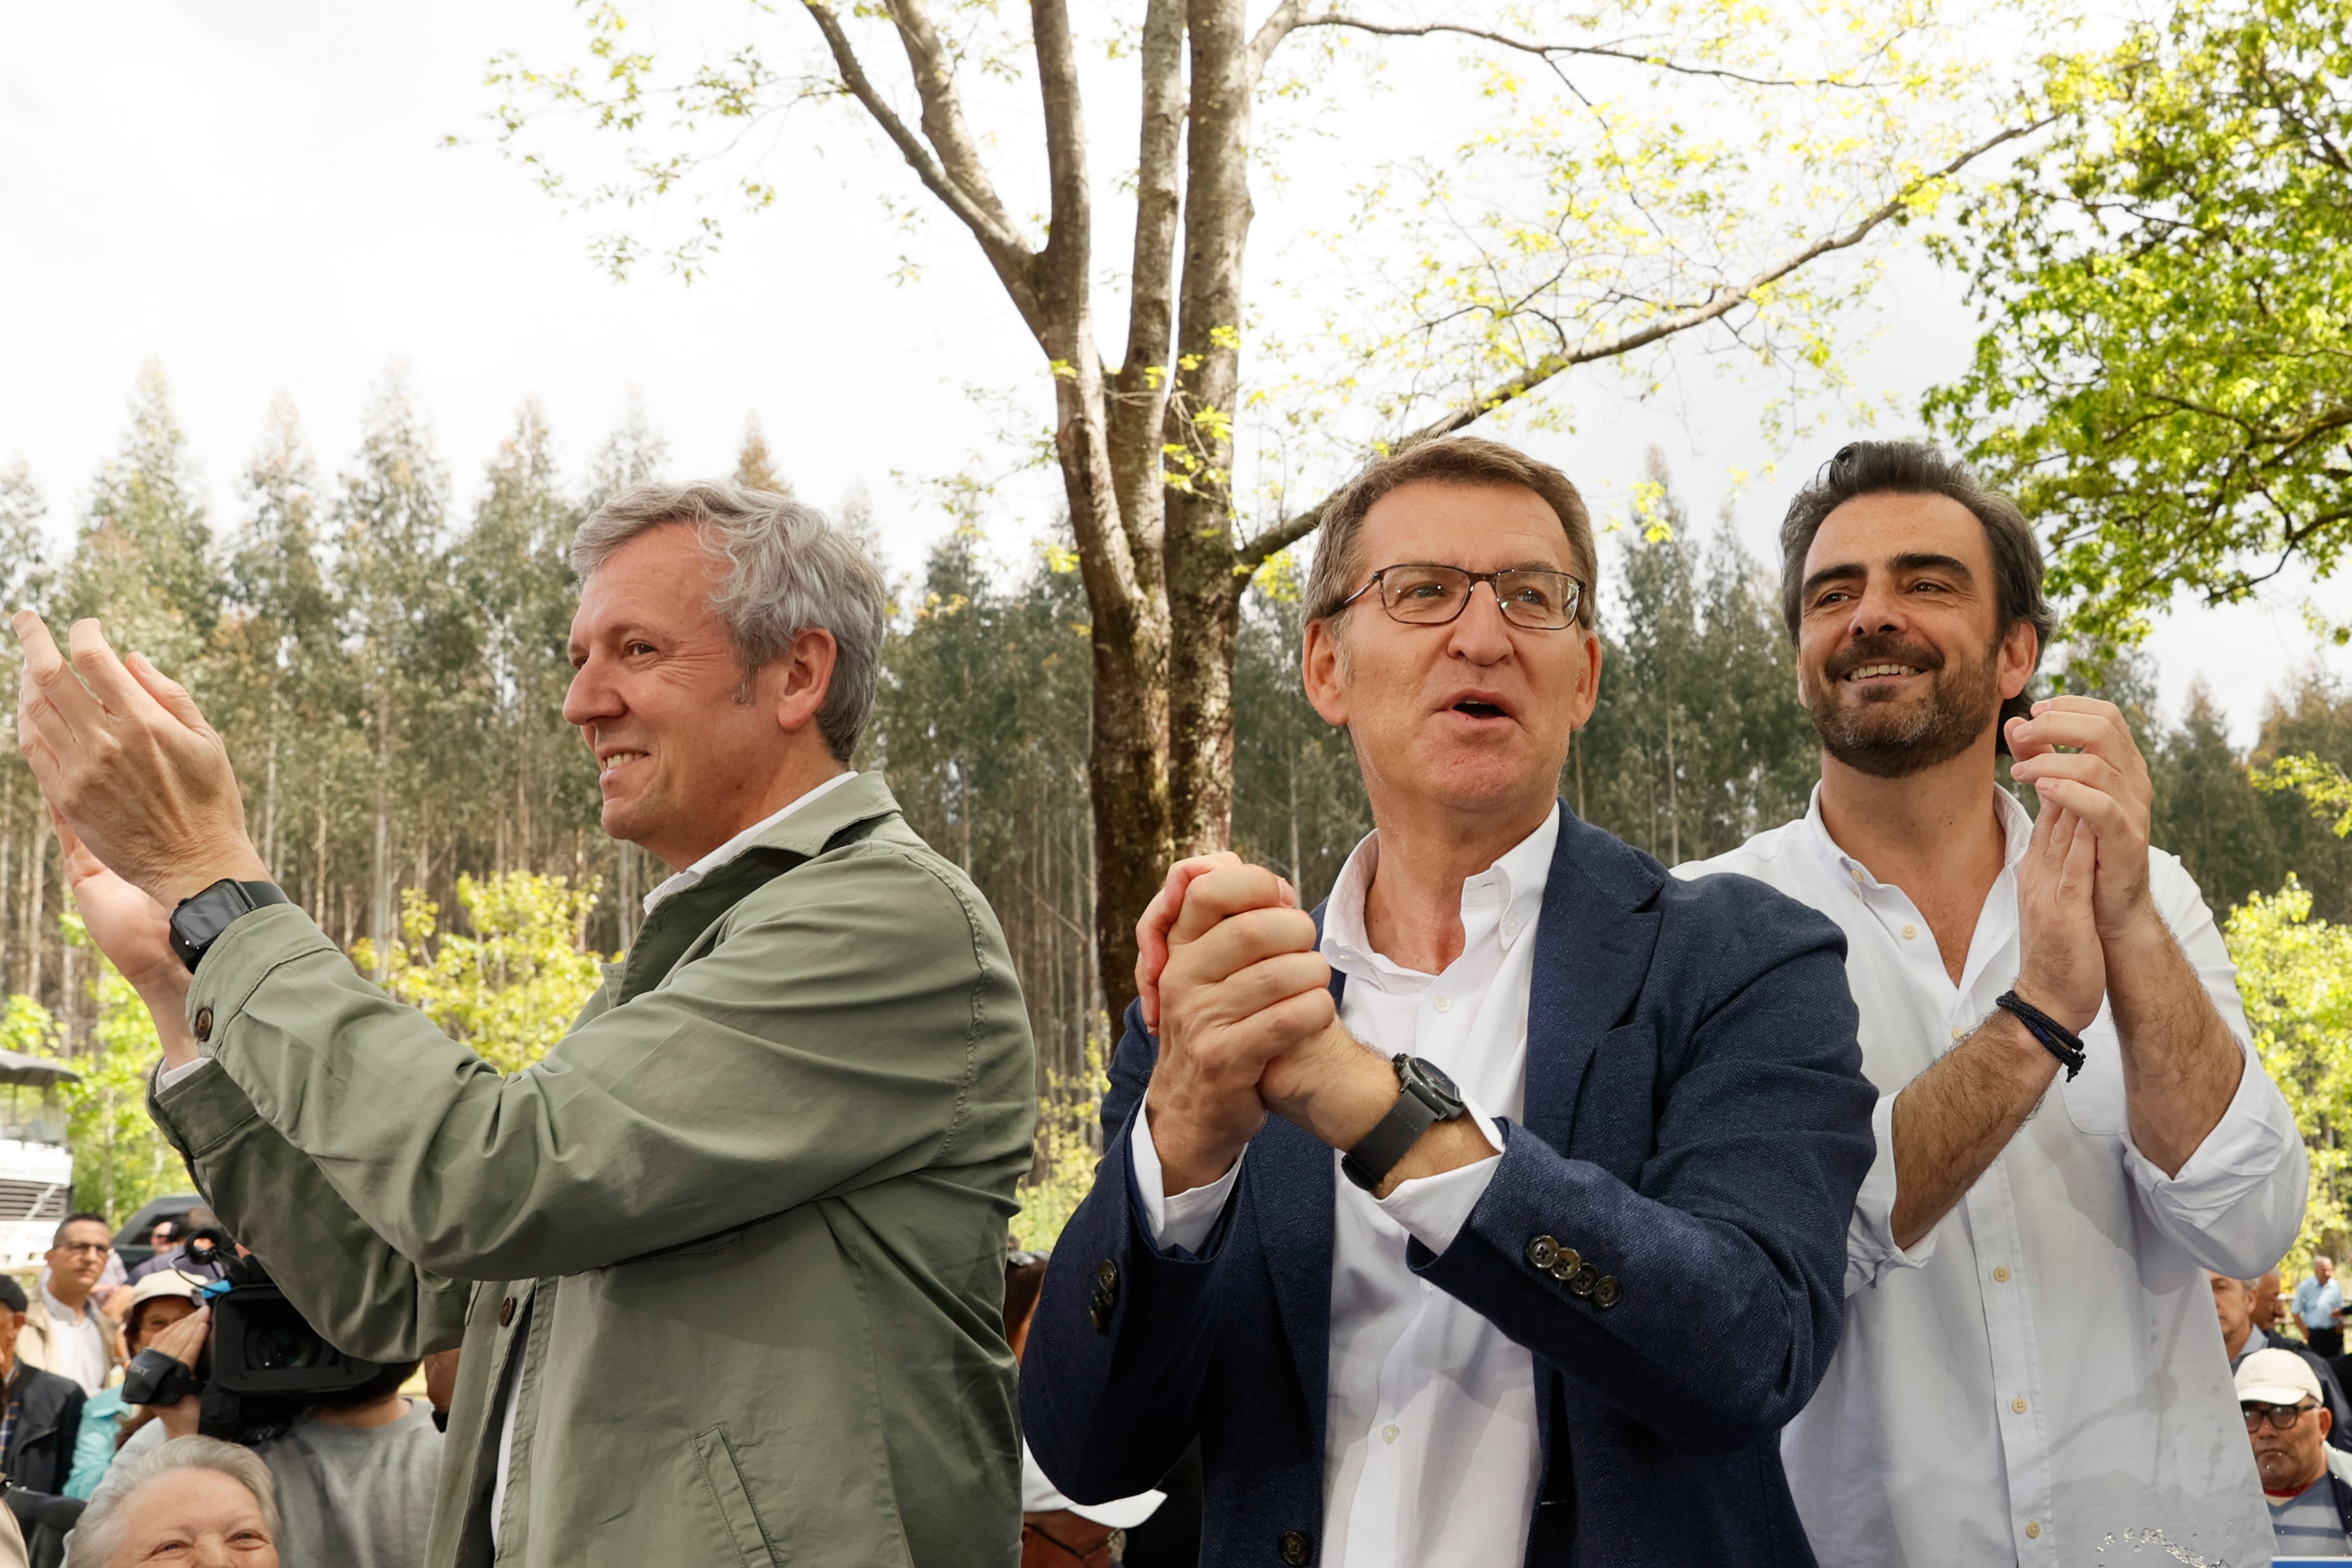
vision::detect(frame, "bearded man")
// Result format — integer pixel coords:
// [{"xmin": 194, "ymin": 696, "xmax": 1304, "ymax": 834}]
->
[{"xmin": 1676, "ymin": 440, "xmax": 2307, "ymax": 1565}]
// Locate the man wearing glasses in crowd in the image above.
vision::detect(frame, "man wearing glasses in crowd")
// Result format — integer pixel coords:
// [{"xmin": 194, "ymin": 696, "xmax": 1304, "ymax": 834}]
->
[
  {"xmin": 1026, "ymin": 438, "xmax": 1877, "ymax": 1565},
  {"xmin": 2238, "ymin": 1348, "xmax": 2352, "ymax": 1556}
]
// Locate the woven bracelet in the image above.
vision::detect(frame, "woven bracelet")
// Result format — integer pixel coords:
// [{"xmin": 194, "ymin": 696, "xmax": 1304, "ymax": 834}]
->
[{"xmin": 1995, "ymin": 990, "xmax": 2087, "ymax": 1080}]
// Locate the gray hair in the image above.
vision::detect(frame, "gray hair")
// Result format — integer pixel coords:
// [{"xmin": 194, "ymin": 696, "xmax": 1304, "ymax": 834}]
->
[
  {"xmin": 74, "ymin": 1436, "xmax": 280, "ymax": 1566},
  {"xmin": 571, "ymin": 481, "xmax": 888, "ymax": 762}
]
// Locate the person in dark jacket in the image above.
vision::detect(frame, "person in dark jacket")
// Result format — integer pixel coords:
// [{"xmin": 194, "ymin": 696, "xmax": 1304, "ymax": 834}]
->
[
  {"xmin": 1022, "ymin": 438, "xmax": 1876, "ymax": 1567},
  {"xmin": 0, "ymin": 1275, "xmax": 86, "ymax": 1568}
]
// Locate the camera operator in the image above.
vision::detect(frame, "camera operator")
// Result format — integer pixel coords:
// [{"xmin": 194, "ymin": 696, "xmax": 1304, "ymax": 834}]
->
[
  {"xmin": 0, "ymin": 1278, "xmax": 86, "ymax": 1568},
  {"xmin": 67, "ymin": 1273, "xmax": 202, "ymax": 1498},
  {"xmin": 109, "ymin": 1299, "xmax": 440, "ymax": 1568}
]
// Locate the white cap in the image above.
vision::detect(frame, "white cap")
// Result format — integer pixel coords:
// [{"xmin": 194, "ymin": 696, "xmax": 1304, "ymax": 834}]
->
[{"xmin": 2236, "ymin": 1346, "xmax": 2324, "ymax": 1407}]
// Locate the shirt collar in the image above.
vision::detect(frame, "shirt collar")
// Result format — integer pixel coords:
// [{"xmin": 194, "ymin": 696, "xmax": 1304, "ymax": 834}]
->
[
  {"xmin": 641, "ymin": 770, "xmax": 860, "ymax": 916},
  {"xmin": 1321, "ymin": 802, "xmax": 1560, "ymax": 976},
  {"xmin": 39, "ymin": 1286, "xmax": 88, "ymax": 1326},
  {"xmin": 1795, "ymin": 780, "xmax": 2035, "ymax": 891}
]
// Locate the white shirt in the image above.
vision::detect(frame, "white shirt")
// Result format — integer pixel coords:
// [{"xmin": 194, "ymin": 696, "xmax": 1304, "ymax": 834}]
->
[
  {"xmin": 1678, "ymin": 785, "xmax": 2306, "ymax": 1568},
  {"xmin": 1132, "ymin": 807, "xmax": 1554, "ymax": 1568},
  {"xmin": 36, "ymin": 1286, "xmax": 108, "ymax": 1395}
]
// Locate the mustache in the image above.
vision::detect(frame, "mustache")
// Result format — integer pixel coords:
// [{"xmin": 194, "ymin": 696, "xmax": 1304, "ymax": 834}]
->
[{"xmin": 1822, "ymin": 634, "xmax": 1947, "ymax": 683}]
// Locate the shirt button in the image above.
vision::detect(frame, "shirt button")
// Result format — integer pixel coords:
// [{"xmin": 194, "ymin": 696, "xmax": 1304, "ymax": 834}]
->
[
  {"xmin": 2012, "ymin": 1395, "xmax": 2028, "ymax": 1414},
  {"xmin": 1432, "ymin": 995, "xmax": 1452, "ymax": 1014},
  {"xmin": 1502, "ymin": 919, "xmax": 1520, "ymax": 938},
  {"xmin": 1993, "ymin": 1266, "xmax": 2011, "ymax": 1283},
  {"xmin": 498, "ymin": 1296, "xmax": 516, "ymax": 1327},
  {"xmin": 1949, "ymin": 1025, "xmax": 1965, "ymax": 1042},
  {"xmin": 1380, "ymin": 1423, "xmax": 1400, "ymax": 1444},
  {"xmin": 1902, "ymin": 924, "xmax": 1919, "ymax": 940},
  {"xmin": 2026, "ymin": 1520, "xmax": 2041, "ymax": 1540}
]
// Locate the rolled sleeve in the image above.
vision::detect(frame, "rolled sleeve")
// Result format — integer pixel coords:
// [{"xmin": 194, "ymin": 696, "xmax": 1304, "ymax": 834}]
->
[
  {"xmin": 2123, "ymin": 1033, "xmax": 2308, "ymax": 1277},
  {"xmin": 1845, "ymin": 1091, "xmax": 1937, "ymax": 1294},
  {"xmin": 1375, "ymin": 1100, "xmax": 1504, "ymax": 1256},
  {"xmin": 1130, "ymin": 1112, "xmax": 1243, "ymax": 1254}
]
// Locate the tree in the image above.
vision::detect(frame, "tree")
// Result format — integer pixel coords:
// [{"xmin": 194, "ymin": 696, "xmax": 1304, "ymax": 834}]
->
[
  {"xmin": 1927, "ymin": 0, "xmax": 2352, "ymax": 648},
  {"xmin": 2151, "ymin": 682, "xmax": 2285, "ymax": 912},
  {"xmin": 2229, "ymin": 879, "xmax": 2352, "ymax": 1263},
  {"xmin": 732, "ymin": 415, "xmax": 790, "ymax": 496},
  {"xmin": 1573, "ymin": 457, "xmax": 1815, "ymax": 862},
  {"xmin": 487, "ymin": 0, "xmax": 2042, "ymax": 1016}
]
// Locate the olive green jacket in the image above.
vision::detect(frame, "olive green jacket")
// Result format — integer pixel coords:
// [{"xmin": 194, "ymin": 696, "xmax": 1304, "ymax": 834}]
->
[{"xmin": 147, "ymin": 774, "xmax": 1034, "ymax": 1567}]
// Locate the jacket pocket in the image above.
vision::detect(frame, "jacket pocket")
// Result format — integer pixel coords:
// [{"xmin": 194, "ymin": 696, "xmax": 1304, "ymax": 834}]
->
[{"xmin": 695, "ymin": 1425, "xmax": 780, "ymax": 1566}]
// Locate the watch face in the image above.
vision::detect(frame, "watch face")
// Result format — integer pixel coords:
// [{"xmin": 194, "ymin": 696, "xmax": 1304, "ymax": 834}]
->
[{"xmin": 1406, "ymin": 1056, "xmax": 1461, "ymax": 1104}]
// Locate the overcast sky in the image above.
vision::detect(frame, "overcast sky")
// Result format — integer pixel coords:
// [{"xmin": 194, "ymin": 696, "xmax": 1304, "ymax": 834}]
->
[{"xmin": 4, "ymin": 1, "xmax": 2344, "ymax": 747}]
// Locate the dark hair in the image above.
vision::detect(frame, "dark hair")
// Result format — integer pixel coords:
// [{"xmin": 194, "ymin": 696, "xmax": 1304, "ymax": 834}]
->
[
  {"xmin": 1779, "ymin": 440, "xmax": 2057, "ymax": 743},
  {"xmin": 53, "ymin": 1213, "xmax": 110, "ymax": 1249},
  {"xmin": 1304, "ymin": 437, "xmax": 1598, "ymax": 629}
]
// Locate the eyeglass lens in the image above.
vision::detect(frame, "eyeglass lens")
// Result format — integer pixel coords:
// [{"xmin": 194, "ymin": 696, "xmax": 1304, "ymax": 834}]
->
[
  {"xmin": 1377, "ymin": 565, "xmax": 1580, "ymax": 629},
  {"xmin": 2243, "ymin": 1402, "xmax": 2314, "ymax": 1431}
]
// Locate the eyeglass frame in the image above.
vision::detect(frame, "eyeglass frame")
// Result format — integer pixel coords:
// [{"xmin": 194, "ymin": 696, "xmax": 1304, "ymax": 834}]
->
[
  {"xmin": 1332, "ymin": 562, "xmax": 1587, "ymax": 632},
  {"xmin": 2241, "ymin": 1399, "xmax": 2320, "ymax": 1432}
]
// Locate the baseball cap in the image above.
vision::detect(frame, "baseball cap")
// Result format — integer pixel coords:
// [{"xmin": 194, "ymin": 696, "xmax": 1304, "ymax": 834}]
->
[
  {"xmin": 2237, "ymin": 1347, "xmax": 2324, "ymax": 1407},
  {"xmin": 0, "ymin": 1277, "xmax": 24, "ymax": 1314},
  {"xmin": 126, "ymin": 1270, "xmax": 206, "ymax": 1313}
]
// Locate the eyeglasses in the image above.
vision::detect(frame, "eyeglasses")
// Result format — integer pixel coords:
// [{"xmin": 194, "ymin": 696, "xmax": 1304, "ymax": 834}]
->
[
  {"xmin": 2243, "ymin": 1400, "xmax": 2318, "ymax": 1432},
  {"xmin": 1336, "ymin": 564, "xmax": 1584, "ymax": 631}
]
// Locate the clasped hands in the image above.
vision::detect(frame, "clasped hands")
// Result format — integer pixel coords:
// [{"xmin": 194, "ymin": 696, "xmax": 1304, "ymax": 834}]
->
[
  {"xmin": 1133, "ymin": 857, "xmax": 1493, "ymax": 1200},
  {"xmin": 10, "ymin": 613, "xmax": 268, "ymax": 1051},
  {"xmin": 2004, "ymin": 694, "xmax": 2163, "ymax": 1035}
]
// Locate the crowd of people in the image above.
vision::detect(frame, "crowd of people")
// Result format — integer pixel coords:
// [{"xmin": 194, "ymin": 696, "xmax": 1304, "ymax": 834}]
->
[{"xmin": 0, "ymin": 439, "xmax": 2337, "ymax": 1565}]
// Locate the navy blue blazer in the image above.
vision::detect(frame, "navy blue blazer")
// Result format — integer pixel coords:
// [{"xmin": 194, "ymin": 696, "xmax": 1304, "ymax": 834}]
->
[{"xmin": 1022, "ymin": 808, "xmax": 1876, "ymax": 1567}]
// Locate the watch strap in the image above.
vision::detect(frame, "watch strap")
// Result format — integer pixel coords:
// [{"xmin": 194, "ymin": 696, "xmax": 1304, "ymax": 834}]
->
[
  {"xmin": 170, "ymin": 879, "xmax": 292, "ymax": 973},
  {"xmin": 1342, "ymin": 1056, "xmax": 1464, "ymax": 1192}
]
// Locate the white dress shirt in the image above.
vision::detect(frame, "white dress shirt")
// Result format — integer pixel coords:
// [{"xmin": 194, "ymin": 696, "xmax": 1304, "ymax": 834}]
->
[
  {"xmin": 1132, "ymin": 806, "xmax": 1554, "ymax": 1568},
  {"xmin": 36, "ymin": 1286, "xmax": 109, "ymax": 1395},
  {"xmin": 1679, "ymin": 785, "xmax": 2305, "ymax": 1567}
]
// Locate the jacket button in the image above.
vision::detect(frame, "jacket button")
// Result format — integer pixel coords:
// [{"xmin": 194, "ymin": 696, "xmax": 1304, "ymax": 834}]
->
[
  {"xmin": 498, "ymin": 1296, "xmax": 516, "ymax": 1327},
  {"xmin": 1567, "ymin": 1264, "xmax": 1599, "ymax": 1298},
  {"xmin": 1593, "ymin": 1275, "xmax": 1622, "ymax": 1310},
  {"xmin": 1549, "ymin": 1247, "xmax": 1582, "ymax": 1282},
  {"xmin": 1277, "ymin": 1529, "xmax": 1313, "ymax": 1564},
  {"xmin": 192, "ymin": 1007, "xmax": 214, "ymax": 1043},
  {"xmin": 1088, "ymin": 1259, "xmax": 1120, "ymax": 1334},
  {"xmin": 1525, "ymin": 1235, "xmax": 1560, "ymax": 1272}
]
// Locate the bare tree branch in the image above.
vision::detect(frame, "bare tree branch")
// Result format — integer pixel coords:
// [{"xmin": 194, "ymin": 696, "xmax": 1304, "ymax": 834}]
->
[
  {"xmin": 1290, "ymin": 11, "xmax": 1873, "ymax": 90},
  {"xmin": 1238, "ymin": 120, "xmax": 2048, "ymax": 568},
  {"xmin": 1248, "ymin": 0, "xmax": 1312, "ymax": 79},
  {"xmin": 1107, "ymin": 0, "xmax": 1189, "ymax": 554},
  {"xmin": 799, "ymin": 2, "xmax": 1045, "ymax": 333}
]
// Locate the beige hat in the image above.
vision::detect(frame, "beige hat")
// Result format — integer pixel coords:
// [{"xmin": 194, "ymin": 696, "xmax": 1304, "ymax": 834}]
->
[
  {"xmin": 122, "ymin": 1269, "xmax": 205, "ymax": 1336},
  {"xmin": 2236, "ymin": 1346, "xmax": 2324, "ymax": 1407}
]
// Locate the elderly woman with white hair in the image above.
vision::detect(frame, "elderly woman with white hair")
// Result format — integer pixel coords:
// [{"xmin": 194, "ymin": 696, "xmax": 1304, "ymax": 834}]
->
[{"xmin": 69, "ymin": 1437, "xmax": 277, "ymax": 1567}]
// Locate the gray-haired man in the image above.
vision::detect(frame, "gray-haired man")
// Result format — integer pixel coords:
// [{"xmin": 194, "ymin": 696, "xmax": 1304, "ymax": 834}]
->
[{"xmin": 20, "ymin": 482, "xmax": 1037, "ymax": 1567}]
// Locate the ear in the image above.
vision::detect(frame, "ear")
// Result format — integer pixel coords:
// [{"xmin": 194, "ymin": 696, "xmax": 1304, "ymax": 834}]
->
[
  {"xmin": 1565, "ymin": 628, "xmax": 1603, "ymax": 731},
  {"xmin": 2322, "ymin": 1405, "xmax": 2335, "ymax": 1441},
  {"xmin": 765, "ymin": 628, "xmax": 839, "ymax": 736},
  {"xmin": 1997, "ymin": 619, "xmax": 2038, "ymax": 701},
  {"xmin": 1302, "ymin": 616, "xmax": 1349, "ymax": 728}
]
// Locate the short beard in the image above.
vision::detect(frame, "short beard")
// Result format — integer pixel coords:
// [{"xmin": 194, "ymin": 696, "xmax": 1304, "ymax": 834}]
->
[{"xmin": 1801, "ymin": 633, "xmax": 2001, "ymax": 780}]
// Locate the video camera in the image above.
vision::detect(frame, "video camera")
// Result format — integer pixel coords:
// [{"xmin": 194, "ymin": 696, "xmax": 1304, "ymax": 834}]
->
[{"xmin": 121, "ymin": 1252, "xmax": 395, "ymax": 1444}]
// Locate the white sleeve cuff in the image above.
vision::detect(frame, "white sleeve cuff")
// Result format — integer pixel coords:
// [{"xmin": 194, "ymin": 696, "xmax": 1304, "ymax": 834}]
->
[
  {"xmin": 155, "ymin": 1058, "xmax": 214, "ymax": 1092},
  {"xmin": 1373, "ymin": 1101, "xmax": 1505, "ymax": 1256},
  {"xmin": 1129, "ymin": 1109, "xmax": 1243, "ymax": 1254},
  {"xmin": 2122, "ymin": 1034, "xmax": 2308, "ymax": 1273},
  {"xmin": 1846, "ymin": 1091, "xmax": 1937, "ymax": 1294}
]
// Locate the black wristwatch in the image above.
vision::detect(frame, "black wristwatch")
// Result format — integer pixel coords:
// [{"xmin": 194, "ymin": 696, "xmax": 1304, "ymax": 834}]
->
[
  {"xmin": 170, "ymin": 879, "xmax": 292, "ymax": 973},
  {"xmin": 1342, "ymin": 1054, "xmax": 1469, "ymax": 1192}
]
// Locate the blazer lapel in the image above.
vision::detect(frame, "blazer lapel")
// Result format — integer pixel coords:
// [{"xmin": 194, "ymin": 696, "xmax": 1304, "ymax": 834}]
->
[
  {"xmin": 1254, "ymin": 930, "xmax": 1343, "ymax": 1437},
  {"xmin": 1521, "ymin": 807, "xmax": 1665, "ymax": 1153}
]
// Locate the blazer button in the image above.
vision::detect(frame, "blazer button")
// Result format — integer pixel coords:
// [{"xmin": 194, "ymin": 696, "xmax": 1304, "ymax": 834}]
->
[
  {"xmin": 1593, "ymin": 1276, "xmax": 1622, "ymax": 1310},
  {"xmin": 1088, "ymin": 1259, "xmax": 1120, "ymax": 1334},
  {"xmin": 192, "ymin": 1006, "xmax": 214, "ymax": 1043},
  {"xmin": 1549, "ymin": 1247, "xmax": 1582, "ymax": 1282},
  {"xmin": 1525, "ymin": 1235, "xmax": 1560, "ymax": 1272},
  {"xmin": 1277, "ymin": 1529, "xmax": 1313, "ymax": 1564},
  {"xmin": 498, "ymin": 1296, "xmax": 516, "ymax": 1328},
  {"xmin": 1567, "ymin": 1264, "xmax": 1599, "ymax": 1298}
]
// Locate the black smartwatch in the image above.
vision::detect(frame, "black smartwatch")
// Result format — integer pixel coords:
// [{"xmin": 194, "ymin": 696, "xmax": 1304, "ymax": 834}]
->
[
  {"xmin": 169, "ymin": 879, "xmax": 292, "ymax": 973},
  {"xmin": 1342, "ymin": 1054, "xmax": 1469, "ymax": 1192}
]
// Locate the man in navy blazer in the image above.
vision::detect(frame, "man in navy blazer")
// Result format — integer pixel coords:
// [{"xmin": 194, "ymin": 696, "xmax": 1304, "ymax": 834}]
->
[{"xmin": 1022, "ymin": 437, "xmax": 1879, "ymax": 1567}]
